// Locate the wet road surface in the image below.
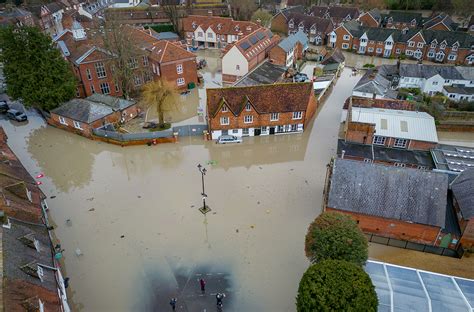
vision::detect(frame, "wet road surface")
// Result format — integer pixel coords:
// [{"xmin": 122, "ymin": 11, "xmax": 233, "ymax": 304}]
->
[{"xmin": 1, "ymin": 67, "xmax": 473, "ymax": 311}]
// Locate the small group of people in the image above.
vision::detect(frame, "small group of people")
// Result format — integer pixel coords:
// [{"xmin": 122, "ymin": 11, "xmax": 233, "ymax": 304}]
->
[{"xmin": 169, "ymin": 278, "xmax": 226, "ymax": 310}]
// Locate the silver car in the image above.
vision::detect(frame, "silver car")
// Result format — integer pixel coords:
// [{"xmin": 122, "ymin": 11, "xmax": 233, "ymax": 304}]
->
[{"xmin": 217, "ymin": 135, "xmax": 242, "ymax": 144}]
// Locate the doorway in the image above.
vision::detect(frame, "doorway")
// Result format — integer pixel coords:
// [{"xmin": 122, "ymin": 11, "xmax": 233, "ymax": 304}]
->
[
  {"xmin": 269, "ymin": 127, "xmax": 275, "ymax": 135},
  {"xmin": 254, "ymin": 128, "xmax": 261, "ymax": 136}
]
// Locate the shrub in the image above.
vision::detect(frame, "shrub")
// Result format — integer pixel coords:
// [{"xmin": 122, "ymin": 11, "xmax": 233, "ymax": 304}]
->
[
  {"xmin": 363, "ymin": 63, "xmax": 375, "ymax": 68},
  {"xmin": 296, "ymin": 260, "xmax": 378, "ymax": 312},
  {"xmin": 305, "ymin": 211, "xmax": 368, "ymax": 266}
]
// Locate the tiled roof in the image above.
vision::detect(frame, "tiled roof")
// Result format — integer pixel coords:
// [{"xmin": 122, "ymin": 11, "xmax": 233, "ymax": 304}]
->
[
  {"xmin": 451, "ymin": 169, "xmax": 474, "ymax": 219},
  {"xmin": 311, "ymin": 5, "xmax": 359, "ymax": 19},
  {"xmin": 423, "ymin": 14, "xmax": 456, "ymax": 31},
  {"xmin": 288, "ymin": 12, "xmax": 333, "ymax": 33},
  {"xmin": 278, "ymin": 30, "xmax": 308, "ymax": 52},
  {"xmin": 328, "ymin": 158, "xmax": 448, "ymax": 227},
  {"xmin": 182, "ymin": 15, "xmax": 259, "ymax": 36},
  {"xmin": 207, "ymin": 82, "xmax": 313, "ymax": 117},
  {"xmin": 384, "ymin": 10, "xmax": 422, "ymax": 24},
  {"xmin": 353, "ymin": 68, "xmax": 397, "ymax": 99},
  {"xmin": 148, "ymin": 40, "xmax": 196, "ymax": 63},
  {"xmin": 443, "ymin": 86, "xmax": 474, "ymax": 95},
  {"xmin": 321, "ymin": 48, "xmax": 344, "ymax": 64},
  {"xmin": 399, "ymin": 64, "xmax": 466, "ymax": 80},
  {"xmin": 278, "ymin": 5, "xmax": 306, "ymax": 19},
  {"xmin": 367, "ymin": 8, "xmax": 381, "ymax": 21},
  {"xmin": 229, "ymin": 28, "xmax": 280, "ymax": 61}
]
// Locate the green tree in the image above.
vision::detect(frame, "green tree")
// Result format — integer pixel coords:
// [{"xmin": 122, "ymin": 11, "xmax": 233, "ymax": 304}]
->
[
  {"xmin": 0, "ymin": 26, "xmax": 76, "ymax": 111},
  {"xmin": 296, "ymin": 260, "xmax": 378, "ymax": 312},
  {"xmin": 251, "ymin": 9, "xmax": 273, "ymax": 27},
  {"xmin": 305, "ymin": 211, "xmax": 368, "ymax": 266}
]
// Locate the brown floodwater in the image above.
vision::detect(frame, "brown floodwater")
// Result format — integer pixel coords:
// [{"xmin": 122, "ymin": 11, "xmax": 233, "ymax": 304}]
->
[{"xmin": 2, "ymin": 67, "xmax": 473, "ymax": 311}]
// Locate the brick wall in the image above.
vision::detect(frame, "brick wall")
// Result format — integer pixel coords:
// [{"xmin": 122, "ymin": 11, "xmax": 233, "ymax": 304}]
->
[
  {"xmin": 269, "ymin": 45, "xmax": 287, "ymax": 66},
  {"xmin": 48, "ymin": 112, "xmax": 121, "ymax": 138},
  {"xmin": 159, "ymin": 58, "xmax": 198, "ymax": 89},
  {"xmin": 347, "ymin": 97, "xmax": 415, "ymax": 110},
  {"xmin": 345, "ymin": 121, "xmax": 375, "ymax": 144},
  {"xmin": 460, "ymin": 219, "xmax": 474, "ymax": 250},
  {"xmin": 332, "ymin": 26, "xmax": 353, "ymax": 50},
  {"xmin": 78, "ymin": 62, "xmax": 123, "ymax": 98},
  {"xmin": 359, "ymin": 13, "xmax": 378, "ymax": 27},
  {"xmin": 271, "ymin": 13, "xmax": 289, "ymax": 35},
  {"xmin": 327, "ymin": 208, "xmax": 441, "ymax": 245}
]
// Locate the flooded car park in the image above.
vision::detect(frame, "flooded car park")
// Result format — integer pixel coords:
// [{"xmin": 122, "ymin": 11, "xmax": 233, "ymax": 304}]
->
[{"xmin": 1, "ymin": 67, "xmax": 473, "ymax": 311}]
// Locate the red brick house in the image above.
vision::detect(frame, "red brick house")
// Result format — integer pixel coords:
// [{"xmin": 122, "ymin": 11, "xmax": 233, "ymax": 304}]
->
[
  {"xmin": 270, "ymin": 6, "xmax": 306, "ymax": 35},
  {"xmin": 269, "ymin": 30, "xmax": 308, "ymax": 67},
  {"xmin": 286, "ymin": 13, "xmax": 333, "ymax": 45},
  {"xmin": 182, "ymin": 15, "xmax": 259, "ymax": 49},
  {"xmin": 423, "ymin": 13, "xmax": 457, "ymax": 31},
  {"xmin": 0, "ymin": 8, "xmax": 35, "ymax": 27},
  {"xmin": 49, "ymin": 94, "xmax": 138, "ymax": 138},
  {"xmin": 344, "ymin": 106, "xmax": 438, "ymax": 151},
  {"xmin": 206, "ymin": 82, "xmax": 317, "ymax": 140},
  {"xmin": 325, "ymin": 158, "xmax": 456, "ymax": 248},
  {"xmin": 310, "ymin": 5, "xmax": 359, "ymax": 27},
  {"xmin": 358, "ymin": 8, "xmax": 381, "ymax": 27},
  {"xmin": 451, "ymin": 169, "xmax": 474, "ymax": 251},
  {"xmin": 328, "ymin": 20, "xmax": 474, "ymax": 65},
  {"xmin": 221, "ymin": 28, "xmax": 280, "ymax": 84},
  {"xmin": 55, "ymin": 24, "xmax": 198, "ymax": 97}
]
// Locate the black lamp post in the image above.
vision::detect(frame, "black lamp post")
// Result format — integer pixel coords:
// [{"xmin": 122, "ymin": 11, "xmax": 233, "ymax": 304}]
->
[{"xmin": 197, "ymin": 164, "xmax": 211, "ymax": 214}]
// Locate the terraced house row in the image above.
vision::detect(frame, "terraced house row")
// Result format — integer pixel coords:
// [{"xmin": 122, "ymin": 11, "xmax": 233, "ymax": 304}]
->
[{"xmin": 329, "ymin": 20, "xmax": 474, "ymax": 65}]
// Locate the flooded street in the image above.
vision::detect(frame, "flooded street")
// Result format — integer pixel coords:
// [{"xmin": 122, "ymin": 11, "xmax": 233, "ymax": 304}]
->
[{"xmin": 2, "ymin": 67, "xmax": 473, "ymax": 311}]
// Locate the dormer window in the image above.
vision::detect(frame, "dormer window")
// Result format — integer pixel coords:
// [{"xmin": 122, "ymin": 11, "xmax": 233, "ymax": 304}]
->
[
  {"xmin": 246, "ymin": 26, "xmax": 252, "ymax": 31},
  {"xmin": 411, "ymin": 19, "xmax": 416, "ymax": 26},
  {"xmin": 452, "ymin": 43, "xmax": 459, "ymax": 51},
  {"xmin": 222, "ymin": 105, "xmax": 228, "ymax": 112},
  {"xmin": 234, "ymin": 25, "xmax": 240, "ymax": 31},
  {"xmin": 217, "ymin": 23, "xmax": 222, "ymax": 30},
  {"xmin": 431, "ymin": 41, "xmax": 437, "ymax": 48},
  {"xmin": 18, "ymin": 233, "xmax": 41, "ymax": 252},
  {"xmin": 289, "ymin": 20, "xmax": 294, "ymax": 28},
  {"xmin": 245, "ymin": 103, "xmax": 251, "ymax": 111},
  {"xmin": 192, "ymin": 22, "xmax": 196, "ymax": 29},
  {"xmin": 440, "ymin": 43, "xmax": 446, "ymax": 49}
]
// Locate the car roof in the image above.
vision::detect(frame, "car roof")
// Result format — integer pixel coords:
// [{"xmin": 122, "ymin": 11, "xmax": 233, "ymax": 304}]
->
[{"xmin": 7, "ymin": 109, "xmax": 19, "ymax": 113}]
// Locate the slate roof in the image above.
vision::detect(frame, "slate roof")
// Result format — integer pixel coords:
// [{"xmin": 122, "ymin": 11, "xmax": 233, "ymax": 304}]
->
[
  {"xmin": 420, "ymin": 29, "xmax": 474, "ymax": 49},
  {"xmin": 399, "ymin": 64, "xmax": 465, "ymax": 80},
  {"xmin": 278, "ymin": 30, "xmax": 308, "ymax": 52},
  {"xmin": 151, "ymin": 31, "xmax": 179, "ymax": 41},
  {"xmin": 444, "ymin": 86, "xmax": 474, "ymax": 95},
  {"xmin": 337, "ymin": 139, "xmax": 435, "ymax": 168},
  {"xmin": 321, "ymin": 48, "xmax": 344, "ymax": 64},
  {"xmin": 52, "ymin": 95, "xmax": 136, "ymax": 124},
  {"xmin": 384, "ymin": 10, "xmax": 422, "ymax": 25},
  {"xmin": 207, "ymin": 82, "xmax": 313, "ymax": 117},
  {"xmin": 423, "ymin": 14, "xmax": 456, "ymax": 31},
  {"xmin": 353, "ymin": 69, "xmax": 398, "ymax": 99},
  {"xmin": 328, "ymin": 158, "xmax": 448, "ymax": 227},
  {"xmin": 288, "ymin": 12, "xmax": 334, "ymax": 34},
  {"xmin": 367, "ymin": 8, "xmax": 381, "ymax": 21},
  {"xmin": 277, "ymin": 5, "xmax": 306, "ymax": 19},
  {"xmin": 234, "ymin": 61, "xmax": 287, "ymax": 87},
  {"xmin": 451, "ymin": 169, "xmax": 474, "ymax": 219},
  {"xmin": 310, "ymin": 5, "xmax": 359, "ymax": 20}
]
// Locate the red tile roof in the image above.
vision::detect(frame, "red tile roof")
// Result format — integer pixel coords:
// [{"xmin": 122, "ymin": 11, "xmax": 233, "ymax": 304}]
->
[
  {"xmin": 225, "ymin": 28, "xmax": 280, "ymax": 61},
  {"xmin": 207, "ymin": 82, "xmax": 314, "ymax": 117},
  {"xmin": 182, "ymin": 15, "xmax": 259, "ymax": 36}
]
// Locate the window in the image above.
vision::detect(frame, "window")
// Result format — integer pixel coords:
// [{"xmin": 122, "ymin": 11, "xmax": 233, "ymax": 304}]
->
[
  {"xmin": 368, "ymin": 47, "xmax": 374, "ymax": 52},
  {"xmin": 245, "ymin": 103, "xmax": 251, "ymax": 111},
  {"xmin": 408, "ymin": 41, "xmax": 415, "ymax": 47},
  {"xmin": 128, "ymin": 58, "xmax": 138, "ymax": 69},
  {"xmin": 386, "ymin": 41, "xmax": 392, "ymax": 46},
  {"xmin": 100, "ymin": 82, "xmax": 110, "ymax": 94},
  {"xmin": 290, "ymin": 124, "xmax": 297, "ymax": 131},
  {"xmin": 198, "ymin": 31, "xmax": 203, "ymax": 37},
  {"xmin": 343, "ymin": 34, "xmax": 350, "ymax": 40},
  {"xmin": 236, "ymin": 64, "xmax": 240, "ymax": 70},
  {"xmin": 396, "ymin": 48, "xmax": 401, "ymax": 54},
  {"xmin": 406, "ymin": 50, "xmax": 413, "ymax": 56},
  {"xmin": 394, "ymin": 162, "xmax": 406, "ymax": 167},
  {"xmin": 361, "ymin": 38, "xmax": 367, "ymax": 43},
  {"xmin": 452, "ymin": 45, "xmax": 458, "ymax": 52},
  {"xmin": 394, "ymin": 138, "xmax": 408, "ymax": 148},
  {"xmin": 342, "ymin": 43, "xmax": 349, "ymax": 49},
  {"xmin": 417, "ymin": 165, "xmax": 427, "ymax": 170},
  {"xmin": 73, "ymin": 121, "xmax": 82, "ymax": 130},
  {"xmin": 220, "ymin": 117, "xmax": 229, "ymax": 125},
  {"xmin": 431, "ymin": 42, "xmax": 437, "ymax": 48},
  {"xmin": 242, "ymin": 128, "xmax": 249, "ymax": 136},
  {"xmin": 177, "ymin": 77, "xmax": 185, "ymax": 86},
  {"xmin": 449, "ymin": 94, "xmax": 455, "ymax": 98},
  {"xmin": 59, "ymin": 116, "xmax": 67, "ymax": 125},
  {"xmin": 232, "ymin": 129, "xmax": 238, "ymax": 134},
  {"xmin": 176, "ymin": 64, "xmax": 183, "ymax": 74},
  {"xmin": 86, "ymin": 68, "xmax": 92, "ymax": 80},
  {"xmin": 432, "ymin": 81, "xmax": 438, "ymax": 85},
  {"xmin": 440, "ymin": 44, "xmax": 446, "ymax": 49},
  {"xmin": 428, "ymin": 51, "xmax": 435, "ymax": 57},
  {"xmin": 90, "ymin": 84, "xmax": 95, "ymax": 94},
  {"xmin": 142, "ymin": 56, "xmax": 149, "ymax": 66},
  {"xmin": 134, "ymin": 75, "xmax": 143, "ymax": 86},
  {"xmin": 94, "ymin": 62, "xmax": 106, "ymax": 78},
  {"xmin": 115, "ymin": 83, "xmax": 120, "ymax": 93},
  {"xmin": 222, "ymin": 105, "xmax": 228, "ymax": 112},
  {"xmin": 417, "ymin": 42, "xmax": 424, "ymax": 48},
  {"xmin": 448, "ymin": 54, "xmax": 457, "ymax": 61},
  {"xmin": 244, "ymin": 115, "xmax": 253, "ymax": 123},
  {"xmin": 376, "ymin": 48, "xmax": 382, "ymax": 54},
  {"xmin": 207, "ymin": 32, "xmax": 213, "ymax": 38},
  {"xmin": 270, "ymin": 113, "xmax": 279, "ymax": 121},
  {"xmin": 292, "ymin": 111, "xmax": 303, "ymax": 119},
  {"xmin": 373, "ymin": 136, "xmax": 386, "ymax": 145},
  {"xmin": 363, "ymin": 158, "xmax": 373, "ymax": 163}
]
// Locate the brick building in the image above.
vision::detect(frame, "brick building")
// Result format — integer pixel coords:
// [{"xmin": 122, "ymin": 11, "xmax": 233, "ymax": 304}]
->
[
  {"xmin": 206, "ymin": 82, "xmax": 317, "ymax": 139},
  {"xmin": 49, "ymin": 94, "xmax": 138, "ymax": 138},
  {"xmin": 423, "ymin": 13, "xmax": 457, "ymax": 31},
  {"xmin": 344, "ymin": 106, "xmax": 438, "ymax": 151},
  {"xmin": 270, "ymin": 6, "xmax": 306, "ymax": 35},
  {"xmin": 182, "ymin": 15, "xmax": 259, "ymax": 49},
  {"xmin": 328, "ymin": 20, "xmax": 474, "ymax": 65},
  {"xmin": 0, "ymin": 7, "xmax": 35, "ymax": 27},
  {"xmin": 268, "ymin": 30, "xmax": 308, "ymax": 67},
  {"xmin": 0, "ymin": 127, "xmax": 70, "ymax": 311},
  {"xmin": 451, "ymin": 169, "xmax": 474, "ymax": 251},
  {"xmin": 382, "ymin": 11, "xmax": 422, "ymax": 29},
  {"xmin": 325, "ymin": 158, "xmax": 458, "ymax": 248},
  {"xmin": 309, "ymin": 5, "xmax": 359, "ymax": 26},
  {"xmin": 358, "ymin": 8, "xmax": 381, "ymax": 27},
  {"xmin": 55, "ymin": 24, "xmax": 198, "ymax": 97},
  {"xmin": 286, "ymin": 13, "xmax": 333, "ymax": 45},
  {"xmin": 221, "ymin": 28, "xmax": 279, "ymax": 84}
]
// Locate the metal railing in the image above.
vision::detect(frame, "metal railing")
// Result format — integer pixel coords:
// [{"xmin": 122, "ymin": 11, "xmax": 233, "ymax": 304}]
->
[{"xmin": 92, "ymin": 128, "xmax": 173, "ymax": 142}]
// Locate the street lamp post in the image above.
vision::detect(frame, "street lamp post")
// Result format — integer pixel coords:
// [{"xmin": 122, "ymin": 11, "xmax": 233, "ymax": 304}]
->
[{"xmin": 197, "ymin": 164, "xmax": 211, "ymax": 214}]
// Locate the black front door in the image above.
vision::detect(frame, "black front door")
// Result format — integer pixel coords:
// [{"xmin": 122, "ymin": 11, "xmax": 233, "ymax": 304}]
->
[
  {"xmin": 254, "ymin": 128, "xmax": 261, "ymax": 136},
  {"xmin": 269, "ymin": 127, "xmax": 275, "ymax": 135}
]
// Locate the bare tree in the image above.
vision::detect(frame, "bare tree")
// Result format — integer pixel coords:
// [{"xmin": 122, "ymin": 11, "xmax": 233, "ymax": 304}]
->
[
  {"xmin": 452, "ymin": 0, "xmax": 473, "ymax": 27},
  {"xmin": 161, "ymin": 0, "xmax": 181, "ymax": 34},
  {"xmin": 140, "ymin": 79, "xmax": 178, "ymax": 128},
  {"xmin": 229, "ymin": 0, "xmax": 257, "ymax": 21}
]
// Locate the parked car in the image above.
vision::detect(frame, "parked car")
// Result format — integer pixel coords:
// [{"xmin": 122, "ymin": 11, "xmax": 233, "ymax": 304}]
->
[
  {"xmin": 293, "ymin": 73, "xmax": 309, "ymax": 82},
  {"xmin": 6, "ymin": 109, "xmax": 27, "ymax": 122},
  {"xmin": 0, "ymin": 101, "xmax": 9, "ymax": 113},
  {"xmin": 217, "ymin": 135, "xmax": 242, "ymax": 144}
]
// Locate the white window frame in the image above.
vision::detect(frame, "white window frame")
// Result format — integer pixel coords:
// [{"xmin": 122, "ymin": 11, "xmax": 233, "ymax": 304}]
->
[
  {"xmin": 142, "ymin": 56, "xmax": 149, "ymax": 66},
  {"xmin": 73, "ymin": 121, "xmax": 82, "ymax": 130},
  {"xmin": 245, "ymin": 103, "xmax": 251, "ymax": 111},
  {"xmin": 368, "ymin": 47, "xmax": 374, "ymax": 53},
  {"xmin": 394, "ymin": 138, "xmax": 408, "ymax": 148},
  {"xmin": 342, "ymin": 43, "xmax": 349, "ymax": 49},
  {"xmin": 408, "ymin": 41, "xmax": 415, "ymax": 47},
  {"xmin": 417, "ymin": 42, "xmax": 424, "ymax": 48},
  {"xmin": 373, "ymin": 135, "xmax": 386, "ymax": 145},
  {"xmin": 100, "ymin": 82, "xmax": 110, "ymax": 95},
  {"xmin": 270, "ymin": 113, "xmax": 279, "ymax": 121},
  {"xmin": 176, "ymin": 64, "xmax": 183, "ymax": 74},
  {"xmin": 94, "ymin": 62, "xmax": 106, "ymax": 78},
  {"xmin": 448, "ymin": 54, "xmax": 457, "ymax": 61},
  {"xmin": 244, "ymin": 115, "xmax": 253, "ymax": 123},
  {"xmin": 59, "ymin": 116, "xmax": 67, "ymax": 125},
  {"xmin": 376, "ymin": 48, "xmax": 382, "ymax": 54},
  {"xmin": 86, "ymin": 68, "xmax": 92, "ymax": 80},
  {"xmin": 343, "ymin": 34, "xmax": 350, "ymax": 40},
  {"xmin": 177, "ymin": 77, "xmax": 185, "ymax": 86},
  {"xmin": 220, "ymin": 117, "xmax": 229, "ymax": 125},
  {"xmin": 222, "ymin": 105, "xmax": 228, "ymax": 112},
  {"xmin": 292, "ymin": 111, "xmax": 303, "ymax": 120}
]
